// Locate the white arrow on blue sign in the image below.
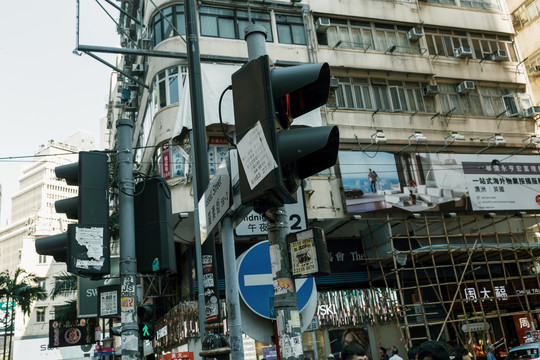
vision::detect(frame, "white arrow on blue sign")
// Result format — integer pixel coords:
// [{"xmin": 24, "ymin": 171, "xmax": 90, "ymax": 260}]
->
[{"xmin": 237, "ymin": 240, "xmax": 316, "ymax": 319}]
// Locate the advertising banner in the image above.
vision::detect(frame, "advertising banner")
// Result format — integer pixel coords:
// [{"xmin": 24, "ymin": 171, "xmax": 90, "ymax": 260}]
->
[
  {"xmin": 338, "ymin": 151, "xmax": 540, "ymax": 213},
  {"xmin": 48, "ymin": 318, "xmax": 95, "ymax": 348}
]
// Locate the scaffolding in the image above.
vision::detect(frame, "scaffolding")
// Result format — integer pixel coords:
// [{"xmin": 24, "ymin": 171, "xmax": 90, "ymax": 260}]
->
[{"xmin": 361, "ymin": 211, "xmax": 540, "ymax": 356}]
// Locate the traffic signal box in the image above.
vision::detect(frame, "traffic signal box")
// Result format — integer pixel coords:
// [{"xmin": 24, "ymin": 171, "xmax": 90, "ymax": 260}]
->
[
  {"xmin": 231, "ymin": 55, "xmax": 339, "ymax": 213},
  {"xmin": 134, "ymin": 177, "xmax": 176, "ymax": 274},
  {"xmin": 35, "ymin": 151, "xmax": 110, "ymax": 276},
  {"xmin": 137, "ymin": 304, "xmax": 155, "ymax": 340}
]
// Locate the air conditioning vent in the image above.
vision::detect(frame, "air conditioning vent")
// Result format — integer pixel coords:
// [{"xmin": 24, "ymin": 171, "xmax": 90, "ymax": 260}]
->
[
  {"xmin": 491, "ymin": 49, "xmax": 508, "ymax": 62},
  {"xmin": 423, "ymin": 85, "xmax": 439, "ymax": 97},
  {"xmin": 407, "ymin": 28, "xmax": 423, "ymax": 42},
  {"xmin": 457, "ymin": 81, "xmax": 475, "ymax": 94},
  {"xmin": 524, "ymin": 106, "xmax": 540, "ymax": 118},
  {"xmin": 454, "ymin": 46, "xmax": 473, "ymax": 59},
  {"xmin": 315, "ymin": 18, "xmax": 331, "ymax": 32}
]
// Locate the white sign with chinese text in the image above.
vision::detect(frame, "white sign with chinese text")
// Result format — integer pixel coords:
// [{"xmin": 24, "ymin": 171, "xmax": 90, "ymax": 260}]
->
[
  {"xmin": 462, "ymin": 160, "xmax": 540, "ymax": 211},
  {"xmin": 236, "ymin": 121, "xmax": 277, "ymax": 190},
  {"xmin": 199, "ymin": 161, "xmax": 231, "ymax": 242},
  {"xmin": 235, "ymin": 187, "xmax": 307, "ymax": 237}
]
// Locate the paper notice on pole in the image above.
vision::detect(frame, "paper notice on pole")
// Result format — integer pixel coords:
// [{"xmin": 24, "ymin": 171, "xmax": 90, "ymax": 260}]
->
[
  {"xmin": 236, "ymin": 121, "xmax": 277, "ymax": 190},
  {"xmin": 75, "ymin": 227, "xmax": 104, "ymax": 259}
]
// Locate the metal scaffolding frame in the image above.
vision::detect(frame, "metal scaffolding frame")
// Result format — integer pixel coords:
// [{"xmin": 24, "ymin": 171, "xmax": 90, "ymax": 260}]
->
[{"xmin": 360, "ymin": 212, "xmax": 540, "ymax": 356}]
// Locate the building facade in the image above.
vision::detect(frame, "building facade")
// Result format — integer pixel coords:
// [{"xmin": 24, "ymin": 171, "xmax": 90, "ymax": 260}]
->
[
  {"xmin": 508, "ymin": 0, "xmax": 540, "ymax": 107},
  {"xmin": 0, "ymin": 133, "xmax": 96, "ymax": 357},
  {"xmin": 105, "ymin": 0, "xmax": 540, "ymax": 359}
]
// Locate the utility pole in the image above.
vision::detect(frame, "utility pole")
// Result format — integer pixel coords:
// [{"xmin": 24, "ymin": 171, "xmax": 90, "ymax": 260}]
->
[
  {"xmin": 116, "ymin": 118, "xmax": 140, "ymax": 360},
  {"xmin": 184, "ymin": 0, "xmax": 223, "ymax": 346}
]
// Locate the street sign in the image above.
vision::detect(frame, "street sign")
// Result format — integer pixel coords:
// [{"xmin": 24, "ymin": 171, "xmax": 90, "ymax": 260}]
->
[
  {"xmin": 235, "ymin": 187, "xmax": 307, "ymax": 237},
  {"xmin": 461, "ymin": 322, "xmax": 490, "ymax": 333},
  {"xmin": 199, "ymin": 160, "xmax": 231, "ymax": 242},
  {"xmin": 237, "ymin": 240, "xmax": 316, "ymax": 319}
]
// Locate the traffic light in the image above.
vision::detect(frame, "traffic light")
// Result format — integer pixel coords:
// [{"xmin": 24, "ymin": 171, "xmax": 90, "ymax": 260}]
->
[
  {"xmin": 137, "ymin": 304, "xmax": 155, "ymax": 340},
  {"xmin": 134, "ymin": 177, "xmax": 176, "ymax": 274},
  {"xmin": 231, "ymin": 55, "xmax": 339, "ymax": 212},
  {"xmin": 35, "ymin": 151, "xmax": 110, "ymax": 276}
]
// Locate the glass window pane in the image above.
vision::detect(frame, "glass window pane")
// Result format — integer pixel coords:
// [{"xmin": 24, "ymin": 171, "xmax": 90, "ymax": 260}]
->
[
  {"xmin": 277, "ymin": 24, "xmax": 293, "ymax": 44},
  {"xmin": 340, "ymin": 28, "xmax": 350, "ymax": 48},
  {"xmin": 218, "ymin": 18, "xmax": 235, "ymax": 38},
  {"xmin": 291, "ymin": 25, "xmax": 306, "ymax": 45},
  {"xmin": 159, "ymin": 80, "xmax": 167, "ymax": 108},
  {"xmin": 256, "ymin": 20, "xmax": 273, "ymax": 42},
  {"xmin": 440, "ymin": 95, "xmax": 451, "ymax": 113},
  {"xmin": 163, "ymin": 7, "xmax": 174, "ymax": 39},
  {"xmin": 376, "ymin": 30, "xmax": 387, "ymax": 51},
  {"xmin": 344, "ymin": 84, "xmax": 354, "ymax": 108},
  {"xmin": 353, "ymin": 85, "xmax": 364, "ymax": 109},
  {"xmin": 336, "ymin": 87, "xmax": 345, "ymax": 107},
  {"xmin": 169, "ymin": 75, "xmax": 179, "ymax": 104},
  {"xmin": 175, "ymin": 11, "xmax": 185, "ymax": 36},
  {"xmin": 327, "ymin": 28, "xmax": 339, "ymax": 47},
  {"xmin": 363, "ymin": 86, "xmax": 373, "ymax": 109},
  {"xmin": 154, "ymin": 18, "xmax": 163, "ymax": 45},
  {"xmin": 471, "ymin": 96, "xmax": 482, "ymax": 115},
  {"xmin": 435, "ymin": 36, "xmax": 445, "ymax": 56},
  {"xmin": 200, "ymin": 15, "xmax": 218, "ymax": 36}
]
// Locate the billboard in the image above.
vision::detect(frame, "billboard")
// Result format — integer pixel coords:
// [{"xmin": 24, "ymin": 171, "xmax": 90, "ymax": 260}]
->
[{"xmin": 339, "ymin": 151, "xmax": 540, "ymax": 213}]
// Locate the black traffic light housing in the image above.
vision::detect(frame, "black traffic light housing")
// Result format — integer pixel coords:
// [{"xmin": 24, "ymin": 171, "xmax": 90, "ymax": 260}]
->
[
  {"xmin": 232, "ymin": 55, "xmax": 339, "ymax": 212},
  {"xmin": 137, "ymin": 304, "xmax": 155, "ymax": 340},
  {"xmin": 35, "ymin": 151, "xmax": 110, "ymax": 276},
  {"xmin": 134, "ymin": 177, "xmax": 176, "ymax": 274}
]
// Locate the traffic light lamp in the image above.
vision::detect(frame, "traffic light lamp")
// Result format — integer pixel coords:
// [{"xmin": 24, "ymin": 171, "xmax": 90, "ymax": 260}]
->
[
  {"xmin": 35, "ymin": 151, "xmax": 110, "ymax": 276},
  {"xmin": 231, "ymin": 55, "xmax": 339, "ymax": 212},
  {"xmin": 137, "ymin": 304, "xmax": 155, "ymax": 340}
]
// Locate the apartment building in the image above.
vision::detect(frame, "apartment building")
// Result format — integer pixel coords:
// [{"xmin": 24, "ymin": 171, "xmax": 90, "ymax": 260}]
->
[
  {"xmin": 106, "ymin": 0, "xmax": 540, "ymax": 358},
  {"xmin": 507, "ymin": 0, "xmax": 540, "ymax": 108},
  {"xmin": 0, "ymin": 133, "xmax": 96, "ymax": 358}
]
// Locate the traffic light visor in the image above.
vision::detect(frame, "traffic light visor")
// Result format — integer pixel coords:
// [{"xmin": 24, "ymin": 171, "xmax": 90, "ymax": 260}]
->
[{"xmin": 271, "ymin": 62, "xmax": 330, "ymax": 127}]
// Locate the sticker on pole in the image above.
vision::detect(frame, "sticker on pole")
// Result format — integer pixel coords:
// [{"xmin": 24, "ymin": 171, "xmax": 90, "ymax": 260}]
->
[{"xmin": 236, "ymin": 121, "xmax": 277, "ymax": 189}]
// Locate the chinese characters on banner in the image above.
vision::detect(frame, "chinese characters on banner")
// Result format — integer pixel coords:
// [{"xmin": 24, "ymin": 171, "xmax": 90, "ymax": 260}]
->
[
  {"xmin": 462, "ymin": 161, "xmax": 540, "ymax": 210},
  {"xmin": 463, "ymin": 285, "xmax": 509, "ymax": 302}
]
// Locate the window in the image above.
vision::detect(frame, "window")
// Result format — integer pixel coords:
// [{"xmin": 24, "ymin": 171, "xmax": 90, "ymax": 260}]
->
[
  {"xmin": 513, "ymin": 0, "xmax": 540, "ymax": 32},
  {"xmin": 276, "ymin": 14, "xmax": 306, "ymax": 45},
  {"xmin": 437, "ymin": 83, "xmax": 482, "ymax": 116},
  {"xmin": 37, "ymin": 278, "xmax": 47, "ymax": 294},
  {"xmin": 199, "ymin": 6, "xmax": 272, "ymax": 42},
  {"xmin": 320, "ymin": 19, "xmax": 419, "ymax": 54},
  {"xmin": 334, "ymin": 77, "xmax": 426, "ymax": 112},
  {"xmin": 153, "ymin": 66, "xmax": 188, "ymax": 110},
  {"xmin": 36, "ymin": 307, "xmax": 46, "ymax": 323},
  {"xmin": 425, "ymin": 28, "xmax": 517, "ymax": 61},
  {"xmin": 38, "ymin": 254, "xmax": 47, "ymax": 264},
  {"xmin": 151, "ymin": 5, "xmax": 185, "ymax": 47}
]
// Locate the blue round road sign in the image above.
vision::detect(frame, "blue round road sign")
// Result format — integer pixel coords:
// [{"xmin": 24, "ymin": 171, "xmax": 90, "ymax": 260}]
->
[{"xmin": 237, "ymin": 240, "xmax": 315, "ymax": 319}]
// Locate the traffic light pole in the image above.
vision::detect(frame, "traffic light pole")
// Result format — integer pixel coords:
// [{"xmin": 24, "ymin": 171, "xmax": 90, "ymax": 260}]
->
[
  {"xmin": 244, "ymin": 25, "xmax": 305, "ymax": 360},
  {"xmin": 116, "ymin": 119, "xmax": 140, "ymax": 360}
]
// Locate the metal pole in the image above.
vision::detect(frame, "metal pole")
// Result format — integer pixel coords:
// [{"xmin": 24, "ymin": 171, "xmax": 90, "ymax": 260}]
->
[
  {"xmin": 267, "ymin": 208, "xmax": 304, "ymax": 360},
  {"xmin": 116, "ymin": 118, "xmax": 139, "ymax": 360},
  {"xmin": 185, "ymin": 0, "xmax": 222, "ymax": 342},
  {"xmin": 221, "ymin": 214, "xmax": 244, "ymax": 360},
  {"xmin": 190, "ymin": 131, "xmax": 207, "ymax": 340}
]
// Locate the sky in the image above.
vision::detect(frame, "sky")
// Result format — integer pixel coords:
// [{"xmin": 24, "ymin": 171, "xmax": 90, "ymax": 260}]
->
[{"xmin": 0, "ymin": 1, "xmax": 120, "ymax": 225}]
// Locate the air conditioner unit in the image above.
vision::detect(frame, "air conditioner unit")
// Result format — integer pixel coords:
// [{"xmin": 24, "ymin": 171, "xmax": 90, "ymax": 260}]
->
[
  {"xmin": 113, "ymin": 101, "xmax": 123, "ymax": 108},
  {"xmin": 423, "ymin": 85, "xmax": 439, "ymax": 97},
  {"xmin": 407, "ymin": 28, "xmax": 423, "ymax": 41},
  {"xmin": 491, "ymin": 49, "xmax": 508, "ymax": 62},
  {"xmin": 315, "ymin": 18, "xmax": 331, "ymax": 32},
  {"xmin": 494, "ymin": 135, "xmax": 506, "ymax": 146},
  {"xmin": 457, "ymin": 81, "xmax": 475, "ymax": 94},
  {"xmin": 530, "ymin": 65, "xmax": 540, "ymax": 74},
  {"xmin": 329, "ymin": 77, "xmax": 339, "ymax": 89},
  {"xmin": 524, "ymin": 106, "xmax": 540, "ymax": 117},
  {"xmin": 454, "ymin": 46, "xmax": 473, "ymax": 59},
  {"xmin": 132, "ymin": 63, "xmax": 144, "ymax": 75}
]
